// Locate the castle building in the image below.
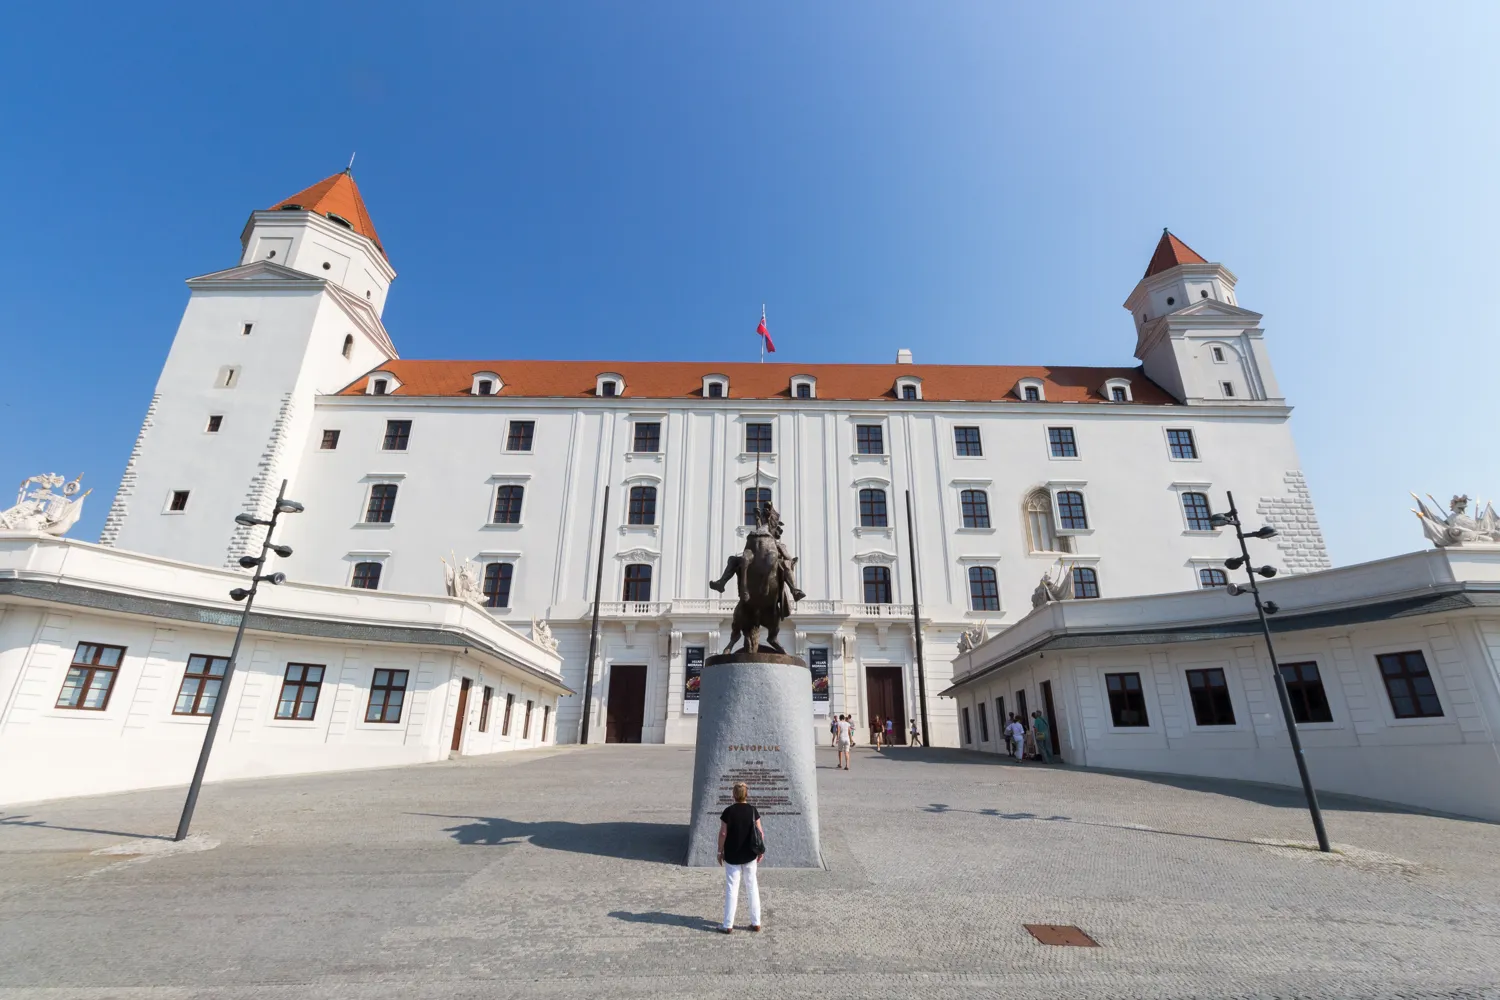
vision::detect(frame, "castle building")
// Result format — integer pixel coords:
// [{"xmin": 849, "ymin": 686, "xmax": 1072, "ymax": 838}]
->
[{"xmin": 96, "ymin": 171, "xmax": 1329, "ymax": 749}]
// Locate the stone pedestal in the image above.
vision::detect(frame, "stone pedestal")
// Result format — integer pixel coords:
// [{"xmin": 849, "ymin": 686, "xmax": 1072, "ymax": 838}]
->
[{"xmin": 684, "ymin": 651, "xmax": 823, "ymax": 868}]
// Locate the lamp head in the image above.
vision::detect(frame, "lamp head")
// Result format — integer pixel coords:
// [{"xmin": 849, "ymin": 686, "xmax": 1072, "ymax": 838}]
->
[
  {"xmin": 234, "ymin": 513, "xmax": 268, "ymax": 527},
  {"xmin": 229, "ymin": 588, "xmax": 250, "ymax": 602},
  {"xmin": 275, "ymin": 499, "xmax": 305, "ymax": 514},
  {"xmin": 238, "ymin": 555, "xmax": 262, "ymax": 569},
  {"xmin": 1251, "ymin": 525, "xmax": 1279, "ymax": 539},
  {"xmin": 1208, "ymin": 513, "xmax": 1234, "ymax": 528},
  {"xmin": 1224, "ymin": 556, "xmax": 1245, "ymax": 571},
  {"xmin": 260, "ymin": 572, "xmax": 287, "ymax": 586},
  {"xmin": 270, "ymin": 544, "xmax": 293, "ymax": 558},
  {"xmin": 1263, "ymin": 601, "xmax": 1280, "ymax": 615},
  {"xmin": 1256, "ymin": 565, "xmax": 1278, "ymax": 578},
  {"xmin": 1225, "ymin": 583, "xmax": 1244, "ymax": 597}
]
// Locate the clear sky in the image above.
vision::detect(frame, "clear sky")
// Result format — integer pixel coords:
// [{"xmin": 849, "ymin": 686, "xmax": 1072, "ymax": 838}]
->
[{"xmin": 2, "ymin": 3, "xmax": 1496, "ymax": 564}]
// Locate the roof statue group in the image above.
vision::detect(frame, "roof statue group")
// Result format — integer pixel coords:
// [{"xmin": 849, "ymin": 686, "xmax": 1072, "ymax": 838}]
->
[
  {"xmin": 1412, "ymin": 494, "xmax": 1500, "ymax": 548},
  {"xmin": 711, "ymin": 499, "xmax": 804, "ymax": 656},
  {"xmin": 0, "ymin": 474, "xmax": 90, "ymax": 536}
]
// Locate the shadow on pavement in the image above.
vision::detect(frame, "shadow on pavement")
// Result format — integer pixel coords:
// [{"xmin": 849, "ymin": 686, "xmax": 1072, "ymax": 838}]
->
[
  {"xmin": 415, "ymin": 813, "xmax": 687, "ymax": 863},
  {"xmin": 609, "ymin": 910, "xmax": 720, "ymax": 931},
  {"xmin": 0, "ymin": 812, "xmax": 173, "ymax": 842}
]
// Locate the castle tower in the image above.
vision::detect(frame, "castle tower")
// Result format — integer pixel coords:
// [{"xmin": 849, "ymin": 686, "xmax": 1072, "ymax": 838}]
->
[
  {"xmin": 1123, "ymin": 230, "xmax": 1283, "ymax": 406},
  {"xmin": 100, "ymin": 171, "xmax": 399, "ymax": 567}
]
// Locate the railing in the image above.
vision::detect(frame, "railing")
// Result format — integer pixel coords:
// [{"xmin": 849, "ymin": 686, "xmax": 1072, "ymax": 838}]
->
[
  {"xmin": 589, "ymin": 599, "xmax": 915, "ymax": 619},
  {"xmin": 848, "ymin": 602, "xmax": 915, "ymax": 619},
  {"xmin": 595, "ymin": 601, "xmax": 671, "ymax": 617}
]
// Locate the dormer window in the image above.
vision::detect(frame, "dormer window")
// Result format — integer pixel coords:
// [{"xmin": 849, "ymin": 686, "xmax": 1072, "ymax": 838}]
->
[
  {"xmin": 366, "ymin": 373, "xmax": 400, "ymax": 396},
  {"xmin": 1017, "ymin": 378, "xmax": 1045, "ymax": 402},
  {"xmin": 472, "ymin": 372, "xmax": 502, "ymax": 396},
  {"xmin": 703, "ymin": 375, "xmax": 728, "ymax": 399},
  {"xmin": 596, "ymin": 373, "xmax": 624, "ymax": 398},
  {"xmin": 1103, "ymin": 378, "xmax": 1133, "ymax": 403},
  {"xmin": 279, "ymin": 204, "xmax": 303, "ymax": 211},
  {"xmin": 373, "ymin": 379, "xmax": 388, "ymax": 396},
  {"xmin": 478, "ymin": 380, "xmax": 493, "ymax": 395},
  {"xmin": 895, "ymin": 377, "xmax": 922, "ymax": 401},
  {"xmin": 326, "ymin": 213, "xmax": 354, "ymax": 230},
  {"xmin": 791, "ymin": 375, "xmax": 816, "ymax": 399}
]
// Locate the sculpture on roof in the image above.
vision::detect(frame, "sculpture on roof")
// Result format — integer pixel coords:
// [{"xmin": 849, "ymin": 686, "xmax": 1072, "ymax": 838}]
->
[
  {"xmin": 710, "ymin": 498, "xmax": 804, "ymax": 655},
  {"xmin": 1031, "ymin": 563, "xmax": 1071, "ymax": 610},
  {"xmin": 957, "ymin": 622, "xmax": 989, "ymax": 654},
  {"xmin": 1411, "ymin": 493, "xmax": 1500, "ymax": 548},
  {"xmin": 440, "ymin": 552, "xmax": 486, "ymax": 605},
  {"xmin": 530, "ymin": 617, "xmax": 558, "ymax": 652},
  {"xmin": 0, "ymin": 474, "xmax": 91, "ymax": 537}
]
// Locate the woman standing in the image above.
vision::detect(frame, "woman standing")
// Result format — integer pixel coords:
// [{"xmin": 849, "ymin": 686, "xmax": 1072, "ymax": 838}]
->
[
  {"xmin": 872, "ymin": 715, "xmax": 884, "ymax": 751},
  {"xmin": 717, "ymin": 781, "xmax": 765, "ymax": 934}
]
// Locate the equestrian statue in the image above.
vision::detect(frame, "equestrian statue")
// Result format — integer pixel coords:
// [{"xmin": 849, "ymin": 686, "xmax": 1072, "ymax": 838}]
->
[{"xmin": 710, "ymin": 499, "xmax": 805, "ymax": 656}]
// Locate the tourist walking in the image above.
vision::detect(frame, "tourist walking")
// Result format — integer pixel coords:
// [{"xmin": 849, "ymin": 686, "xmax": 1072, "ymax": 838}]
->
[
  {"xmin": 835, "ymin": 715, "xmax": 853, "ymax": 770},
  {"xmin": 1031, "ymin": 710, "xmax": 1054, "ymax": 764},
  {"xmin": 1006, "ymin": 714, "xmax": 1026, "ymax": 761},
  {"xmin": 870, "ymin": 717, "xmax": 882, "ymax": 748},
  {"xmin": 717, "ymin": 781, "xmax": 765, "ymax": 934},
  {"xmin": 885, "ymin": 716, "xmax": 895, "ymax": 747},
  {"xmin": 909, "ymin": 719, "xmax": 921, "ymax": 747},
  {"xmin": 830, "ymin": 715, "xmax": 839, "ymax": 749}
]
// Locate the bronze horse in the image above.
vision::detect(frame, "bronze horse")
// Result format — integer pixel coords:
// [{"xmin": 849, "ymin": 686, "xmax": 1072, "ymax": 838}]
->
[{"xmin": 712, "ymin": 528, "xmax": 797, "ymax": 655}]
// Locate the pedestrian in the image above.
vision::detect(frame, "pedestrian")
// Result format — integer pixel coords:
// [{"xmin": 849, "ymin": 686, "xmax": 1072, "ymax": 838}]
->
[
  {"xmin": 1030, "ymin": 710, "xmax": 1053, "ymax": 764},
  {"xmin": 1006, "ymin": 713, "xmax": 1026, "ymax": 761},
  {"xmin": 835, "ymin": 714, "xmax": 853, "ymax": 770},
  {"xmin": 884, "ymin": 716, "xmax": 895, "ymax": 747},
  {"xmin": 829, "ymin": 715, "xmax": 839, "ymax": 749},
  {"xmin": 717, "ymin": 781, "xmax": 765, "ymax": 934},
  {"xmin": 870, "ymin": 717, "xmax": 881, "ymax": 748},
  {"xmin": 909, "ymin": 718, "xmax": 921, "ymax": 747}
]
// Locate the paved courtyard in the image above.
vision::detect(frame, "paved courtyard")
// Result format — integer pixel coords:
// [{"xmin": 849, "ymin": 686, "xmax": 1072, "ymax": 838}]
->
[{"xmin": 1, "ymin": 745, "xmax": 1498, "ymax": 1000}]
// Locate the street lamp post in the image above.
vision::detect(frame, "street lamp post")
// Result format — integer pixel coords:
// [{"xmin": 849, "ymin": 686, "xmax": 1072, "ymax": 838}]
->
[
  {"xmin": 1212, "ymin": 490, "xmax": 1331, "ymax": 853},
  {"xmin": 174, "ymin": 480, "xmax": 303, "ymax": 842}
]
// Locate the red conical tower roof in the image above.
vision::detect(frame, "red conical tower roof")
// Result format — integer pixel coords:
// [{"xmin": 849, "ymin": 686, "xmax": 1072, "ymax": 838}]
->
[
  {"xmin": 270, "ymin": 171, "xmax": 385, "ymax": 257},
  {"xmin": 1143, "ymin": 229, "xmax": 1205, "ymax": 278}
]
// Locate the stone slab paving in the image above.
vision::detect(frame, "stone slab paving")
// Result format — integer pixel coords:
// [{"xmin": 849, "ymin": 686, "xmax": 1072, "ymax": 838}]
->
[{"xmin": 1, "ymin": 745, "xmax": 1498, "ymax": 999}]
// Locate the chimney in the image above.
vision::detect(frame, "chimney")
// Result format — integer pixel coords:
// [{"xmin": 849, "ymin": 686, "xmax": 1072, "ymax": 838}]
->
[{"xmin": 896, "ymin": 349, "xmax": 913, "ymax": 364}]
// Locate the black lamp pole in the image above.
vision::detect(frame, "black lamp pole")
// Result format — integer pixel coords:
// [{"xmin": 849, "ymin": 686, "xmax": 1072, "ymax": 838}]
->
[
  {"xmin": 579, "ymin": 485, "xmax": 610, "ymax": 745},
  {"xmin": 174, "ymin": 480, "xmax": 302, "ymax": 842},
  {"xmin": 904, "ymin": 490, "xmax": 931, "ymax": 747},
  {"xmin": 1216, "ymin": 490, "xmax": 1331, "ymax": 853}
]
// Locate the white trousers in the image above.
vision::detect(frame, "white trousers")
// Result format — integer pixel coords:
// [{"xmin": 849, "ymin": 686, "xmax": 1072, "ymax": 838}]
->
[
  {"xmin": 1013, "ymin": 737, "xmax": 1025, "ymax": 759},
  {"xmin": 722, "ymin": 860, "xmax": 761, "ymax": 929}
]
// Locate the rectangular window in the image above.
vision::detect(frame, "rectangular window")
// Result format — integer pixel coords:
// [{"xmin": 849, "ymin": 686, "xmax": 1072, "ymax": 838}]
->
[
  {"xmin": 1111, "ymin": 386, "xmax": 1128, "ymax": 402},
  {"xmin": 366, "ymin": 484, "xmax": 397, "ymax": 523},
  {"xmin": 995, "ymin": 696, "xmax": 1005, "ymax": 730},
  {"xmin": 1212, "ymin": 346, "xmax": 1225, "ymax": 362},
  {"xmin": 1056, "ymin": 490, "xmax": 1088, "ymax": 530},
  {"xmin": 633, "ymin": 422, "xmax": 661, "ymax": 453},
  {"xmin": 1105, "ymin": 672, "xmax": 1148, "ymax": 727},
  {"xmin": 242, "ymin": 323, "xmax": 253, "ymax": 336},
  {"xmin": 1185, "ymin": 668, "xmax": 1236, "ymax": 726},
  {"xmin": 601, "ymin": 380, "xmax": 617, "ymax": 397},
  {"xmin": 744, "ymin": 487, "xmax": 771, "ymax": 526},
  {"xmin": 206, "ymin": 415, "xmax": 223, "ymax": 433},
  {"xmin": 506, "ymin": 421, "xmax": 535, "ymax": 451},
  {"xmin": 275, "ymin": 663, "xmax": 325, "ymax": 720},
  {"xmin": 492, "ymin": 485, "xmax": 524, "ymax": 524},
  {"xmin": 320, "ymin": 429, "xmax": 340, "ymax": 450},
  {"xmin": 745, "ymin": 423, "xmax": 773, "ymax": 453},
  {"xmin": 383, "ymin": 420, "xmax": 411, "ymax": 451},
  {"xmin": 542, "ymin": 705, "xmax": 550, "ymax": 741},
  {"xmin": 954, "ymin": 426, "xmax": 982, "ymax": 457},
  {"xmin": 707, "ymin": 382, "xmax": 724, "ymax": 398},
  {"xmin": 169, "ymin": 490, "xmax": 190, "ymax": 512},
  {"xmin": 960, "ymin": 489, "xmax": 990, "ymax": 528},
  {"xmin": 1377, "ymin": 650, "xmax": 1444, "ymax": 719},
  {"xmin": 55, "ymin": 643, "xmax": 125, "ymax": 710},
  {"xmin": 628, "ymin": 486, "xmax": 657, "ymax": 525},
  {"xmin": 1166, "ymin": 428, "xmax": 1198, "ymax": 460},
  {"xmin": 482, "ymin": 562, "xmax": 513, "ymax": 608},
  {"xmin": 501, "ymin": 692, "xmax": 515, "ymax": 735},
  {"xmin": 902, "ymin": 384, "xmax": 918, "ymax": 400},
  {"xmin": 1182, "ymin": 492, "xmax": 1213, "ymax": 531},
  {"xmin": 968, "ymin": 566, "xmax": 1000, "ymax": 611},
  {"xmin": 1221, "ymin": 381, "xmax": 1236, "ymax": 397},
  {"xmin": 1279, "ymin": 662, "xmax": 1334, "ymax": 724},
  {"xmin": 1198, "ymin": 567, "xmax": 1228, "ymax": 588},
  {"xmin": 372, "ymin": 378, "xmax": 388, "ymax": 395},
  {"xmin": 795, "ymin": 383, "xmax": 811, "ymax": 399},
  {"xmin": 351, "ymin": 561, "xmax": 383, "ymax": 589},
  {"xmin": 856, "ymin": 425, "xmax": 884, "ymax": 455},
  {"xmin": 623, "ymin": 564, "xmax": 653, "ymax": 602},
  {"xmin": 477, "ymin": 379, "xmax": 493, "ymax": 396},
  {"xmin": 173, "ymin": 653, "xmax": 229, "ymax": 716},
  {"xmin": 1071, "ymin": 567, "xmax": 1100, "ymax": 599},
  {"xmin": 479, "ymin": 686, "xmax": 494, "ymax": 732},
  {"xmin": 1048, "ymin": 427, "xmax": 1077, "ymax": 458},
  {"xmin": 365, "ymin": 669, "xmax": 409, "ymax": 723},
  {"xmin": 858, "ymin": 488, "xmax": 888, "ymax": 528},
  {"xmin": 977, "ymin": 702, "xmax": 989, "ymax": 742},
  {"xmin": 961, "ymin": 706, "xmax": 972, "ymax": 744},
  {"xmin": 862, "ymin": 566, "xmax": 892, "ymax": 604},
  {"xmin": 523, "ymin": 700, "xmax": 535, "ymax": 739}
]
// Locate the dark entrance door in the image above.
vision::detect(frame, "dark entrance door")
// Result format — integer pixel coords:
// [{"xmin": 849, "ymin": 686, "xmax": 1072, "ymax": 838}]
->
[
  {"xmin": 865, "ymin": 667, "xmax": 908, "ymax": 745},
  {"xmin": 605, "ymin": 664, "xmax": 648, "ymax": 743},
  {"xmin": 1015, "ymin": 688, "xmax": 1029, "ymax": 730},
  {"xmin": 1040, "ymin": 679, "xmax": 1061, "ymax": 757},
  {"xmin": 451, "ymin": 677, "xmax": 472, "ymax": 752}
]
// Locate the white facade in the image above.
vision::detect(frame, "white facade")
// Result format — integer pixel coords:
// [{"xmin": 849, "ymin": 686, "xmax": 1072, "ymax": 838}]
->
[
  {"xmin": 0, "ymin": 534, "xmax": 566, "ymax": 806},
  {"xmin": 93, "ymin": 179, "xmax": 1331, "ymax": 750},
  {"xmin": 943, "ymin": 546, "xmax": 1500, "ymax": 822}
]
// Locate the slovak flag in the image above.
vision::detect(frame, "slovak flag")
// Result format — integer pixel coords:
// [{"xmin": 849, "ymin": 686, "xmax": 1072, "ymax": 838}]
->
[{"xmin": 757, "ymin": 308, "xmax": 775, "ymax": 353}]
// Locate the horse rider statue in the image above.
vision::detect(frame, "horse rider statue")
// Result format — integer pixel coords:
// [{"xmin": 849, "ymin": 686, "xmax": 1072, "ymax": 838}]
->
[{"xmin": 709, "ymin": 498, "xmax": 805, "ymax": 655}]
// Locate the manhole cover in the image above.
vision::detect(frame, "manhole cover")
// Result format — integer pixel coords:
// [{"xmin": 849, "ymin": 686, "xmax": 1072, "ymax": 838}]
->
[{"xmin": 1024, "ymin": 924, "xmax": 1099, "ymax": 947}]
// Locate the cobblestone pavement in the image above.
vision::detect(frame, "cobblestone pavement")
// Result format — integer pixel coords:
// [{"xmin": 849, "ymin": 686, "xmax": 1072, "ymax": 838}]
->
[{"xmin": 2, "ymin": 745, "xmax": 1498, "ymax": 999}]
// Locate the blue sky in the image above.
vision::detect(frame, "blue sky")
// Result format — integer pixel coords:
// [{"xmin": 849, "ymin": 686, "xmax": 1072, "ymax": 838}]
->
[{"xmin": 2, "ymin": 3, "xmax": 1496, "ymax": 564}]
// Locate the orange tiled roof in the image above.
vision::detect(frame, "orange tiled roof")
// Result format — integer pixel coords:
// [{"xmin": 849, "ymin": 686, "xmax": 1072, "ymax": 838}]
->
[
  {"xmin": 1143, "ymin": 230, "xmax": 1206, "ymax": 278},
  {"xmin": 336, "ymin": 360, "xmax": 1178, "ymax": 404},
  {"xmin": 270, "ymin": 171, "xmax": 385, "ymax": 257}
]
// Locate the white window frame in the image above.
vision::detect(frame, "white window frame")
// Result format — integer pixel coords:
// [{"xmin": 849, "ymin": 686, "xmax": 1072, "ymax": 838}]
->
[
  {"xmin": 957, "ymin": 555, "xmax": 1004, "ymax": 616},
  {"xmin": 738, "ymin": 416, "xmax": 776, "ymax": 461},
  {"xmin": 475, "ymin": 550, "xmax": 523, "ymax": 613},
  {"xmin": 1046, "ymin": 479, "xmax": 1093, "ymax": 536},
  {"xmin": 162, "ymin": 489, "xmax": 191, "ymax": 515},
  {"xmin": 1103, "ymin": 378, "xmax": 1133, "ymax": 402},
  {"xmin": 851, "ymin": 477, "xmax": 894, "ymax": 537},
  {"xmin": 1177, "ymin": 659, "xmax": 1250, "ymax": 734},
  {"xmin": 485, "ymin": 474, "xmax": 531, "ymax": 529},
  {"xmin": 790, "ymin": 375, "xmax": 816, "ymax": 399},
  {"xmin": 503, "ymin": 418, "xmax": 537, "ymax": 454},
  {"xmin": 1016, "ymin": 378, "xmax": 1045, "ymax": 402},
  {"xmin": 215, "ymin": 365, "xmax": 241, "ymax": 389},
  {"xmin": 1163, "ymin": 427, "xmax": 1202, "ymax": 462},
  {"xmin": 1045, "ymin": 425, "xmax": 1081, "ymax": 461},
  {"xmin": 365, "ymin": 372, "xmax": 401, "ymax": 395},
  {"xmin": 471, "ymin": 371, "xmax": 503, "ymax": 396},
  {"xmin": 596, "ymin": 372, "xmax": 625, "ymax": 397},
  {"xmin": 357, "ymin": 474, "xmax": 405, "ymax": 528},
  {"xmin": 1360, "ymin": 637, "xmax": 1453, "ymax": 729},
  {"xmin": 621, "ymin": 474, "xmax": 663, "ymax": 536},
  {"xmin": 1209, "ymin": 343, "xmax": 1229, "ymax": 364},
  {"xmin": 1169, "ymin": 482, "xmax": 1219, "ymax": 535},
  {"xmin": 702, "ymin": 374, "xmax": 729, "ymax": 399},
  {"xmin": 1220, "ymin": 380, "xmax": 1236, "ymax": 398},
  {"xmin": 951, "ymin": 424, "xmax": 984, "ymax": 460},
  {"xmin": 1188, "ymin": 558, "xmax": 1232, "ymax": 590},
  {"xmin": 1096, "ymin": 663, "xmax": 1161, "ymax": 734},
  {"xmin": 345, "ymin": 551, "xmax": 392, "ymax": 589},
  {"xmin": 952, "ymin": 479, "xmax": 995, "ymax": 534},
  {"xmin": 894, "ymin": 376, "xmax": 923, "ymax": 401},
  {"xmin": 1264, "ymin": 649, "xmax": 1346, "ymax": 731}
]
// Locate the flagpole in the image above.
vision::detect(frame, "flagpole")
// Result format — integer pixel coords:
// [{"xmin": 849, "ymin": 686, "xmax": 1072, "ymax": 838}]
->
[{"xmin": 760, "ymin": 303, "xmax": 766, "ymax": 363}]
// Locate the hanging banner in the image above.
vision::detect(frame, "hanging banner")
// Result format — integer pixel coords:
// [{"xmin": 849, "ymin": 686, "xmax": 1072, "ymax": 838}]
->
[
  {"xmin": 809, "ymin": 647, "xmax": 830, "ymax": 715},
  {"xmin": 683, "ymin": 646, "xmax": 704, "ymax": 714}
]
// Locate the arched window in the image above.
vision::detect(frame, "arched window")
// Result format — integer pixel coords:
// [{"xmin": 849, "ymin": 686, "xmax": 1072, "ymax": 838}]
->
[
  {"xmin": 483, "ymin": 562, "xmax": 514, "ymax": 607},
  {"xmin": 968, "ymin": 566, "xmax": 999, "ymax": 611},
  {"xmin": 960, "ymin": 489, "xmax": 990, "ymax": 528},
  {"xmin": 858, "ymin": 488, "xmax": 888, "ymax": 527},
  {"xmin": 492, "ymin": 485, "xmax": 524, "ymax": 524},
  {"xmin": 628, "ymin": 485, "xmax": 657, "ymax": 525},
  {"xmin": 862, "ymin": 566, "xmax": 892, "ymax": 604},
  {"xmin": 623, "ymin": 564, "xmax": 652, "ymax": 602},
  {"xmin": 1072, "ymin": 567, "xmax": 1100, "ymax": 599},
  {"xmin": 744, "ymin": 487, "xmax": 771, "ymax": 526},
  {"xmin": 1182, "ymin": 492, "xmax": 1213, "ymax": 531},
  {"xmin": 1024, "ymin": 488, "xmax": 1072, "ymax": 553},
  {"xmin": 1199, "ymin": 568, "xmax": 1228, "ymax": 588},
  {"xmin": 1056, "ymin": 491, "xmax": 1089, "ymax": 530},
  {"xmin": 351, "ymin": 561, "xmax": 382, "ymax": 590},
  {"xmin": 342, "ymin": 334, "xmax": 353, "ymax": 359}
]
